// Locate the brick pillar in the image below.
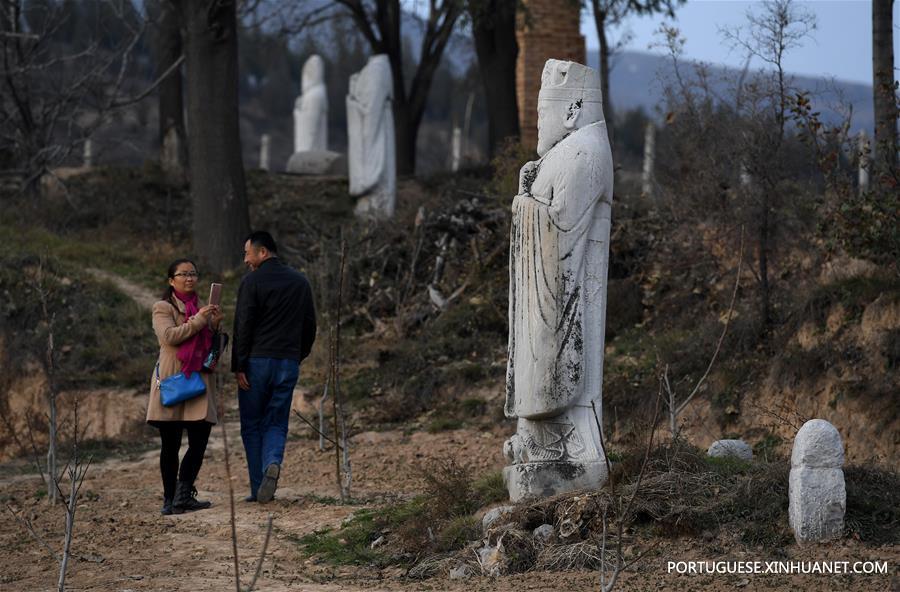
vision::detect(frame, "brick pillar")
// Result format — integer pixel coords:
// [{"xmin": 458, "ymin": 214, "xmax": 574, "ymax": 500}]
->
[{"xmin": 516, "ymin": 0, "xmax": 585, "ymax": 151}]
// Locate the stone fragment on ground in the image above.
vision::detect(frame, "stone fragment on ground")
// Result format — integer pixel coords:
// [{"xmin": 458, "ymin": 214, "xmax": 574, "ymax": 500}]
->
[
  {"xmin": 449, "ymin": 564, "xmax": 472, "ymax": 580},
  {"xmin": 707, "ymin": 439, "xmax": 753, "ymax": 461},
  {"xmin": 476, "ymin": 542, "xmax": 505, "ymax": 576},
  {"xmin": 481, "ymin": 505, "xmax": 515, "ymax": 533},
  {"xmin": 532, "ymin": 523, "xmax": 554, "ymax": 545}
]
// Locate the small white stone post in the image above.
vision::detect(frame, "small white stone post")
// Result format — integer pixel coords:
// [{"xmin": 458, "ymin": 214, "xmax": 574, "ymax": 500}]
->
[
  {"xmin": 641, "ymin": 122, "xmax": 655, "ymax": 198},
  {"xmin": 259, "ymin": 133, "xmax": 271, "ymax": 171},
  {"xmin": 83, "ymin": 139, "xmax": 93, "ymax": 168},
  {"xmin": 858, "ymin": 130, "xmax": 870, "ymax": 194},
  {"xmin": 451, "ymin": 126, "xmax": 462, "ymax": 172},
  {"xmin": 789, "ymin": 419, "xmax": 846, "ymax": 544}
]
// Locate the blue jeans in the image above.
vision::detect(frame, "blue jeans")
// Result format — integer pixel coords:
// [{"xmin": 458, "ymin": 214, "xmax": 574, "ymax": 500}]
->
[{"xmin": 238, "ymin": 358, "xmax": 299, "ymax": 497}]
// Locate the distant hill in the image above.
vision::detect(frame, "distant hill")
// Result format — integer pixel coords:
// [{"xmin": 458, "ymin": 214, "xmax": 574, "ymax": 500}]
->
[{"xmin": 590, "ymin": 49, "xmax": 875, "ymax": 133}]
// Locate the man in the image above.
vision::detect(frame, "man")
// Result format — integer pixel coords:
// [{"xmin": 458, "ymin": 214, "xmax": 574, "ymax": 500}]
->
[{"xmin": 232, "ymin": 231, "xmax": 316, "ymax": 503}]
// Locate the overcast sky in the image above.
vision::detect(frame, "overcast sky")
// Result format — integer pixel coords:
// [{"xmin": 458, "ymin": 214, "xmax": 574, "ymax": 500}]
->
[{"xmin": 580, "ymin": 0, "xmax": 899, "ymax": 86}]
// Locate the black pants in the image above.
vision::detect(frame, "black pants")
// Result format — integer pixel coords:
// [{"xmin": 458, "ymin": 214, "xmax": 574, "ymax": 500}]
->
[{"xmin": 155, "ymin": 421, "xmax": 212, "ymax": 500}]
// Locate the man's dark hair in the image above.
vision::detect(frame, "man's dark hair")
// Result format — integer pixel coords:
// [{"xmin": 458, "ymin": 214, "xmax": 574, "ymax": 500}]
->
[{"xmin": 246, "ymin": 230, "xmax": 278, "ymax": 254}]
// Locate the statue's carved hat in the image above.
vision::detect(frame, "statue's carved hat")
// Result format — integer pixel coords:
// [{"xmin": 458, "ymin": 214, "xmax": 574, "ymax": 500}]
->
[{"xmin": 538, "ymin": 59, "xmax": 602, "ymax": 103}]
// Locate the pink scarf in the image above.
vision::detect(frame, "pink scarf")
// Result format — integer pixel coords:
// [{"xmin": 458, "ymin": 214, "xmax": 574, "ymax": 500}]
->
[{"xmin": 173, "ymin": 290, "xmax": 212, "ymax": 377}]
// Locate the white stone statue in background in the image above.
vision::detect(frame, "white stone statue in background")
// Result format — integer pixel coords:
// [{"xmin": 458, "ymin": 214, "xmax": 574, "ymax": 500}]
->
[
  {"xmin": 503, "ymin": 59, "xmax": 614, "ymax": 502},
  {"xmin": 789, "ymin": 419, "xmax": 846, "ymax": 544},
  {"xmin": 294, "ymin": 55, "xmax": 328, "ymax": 153},
  {"xmin": 287, "ymin": 55, "xmax": 346, "ymax": 175},
  {"xmin": 347, "ymin": 54, "xmax": 396, "ymax": 219}
]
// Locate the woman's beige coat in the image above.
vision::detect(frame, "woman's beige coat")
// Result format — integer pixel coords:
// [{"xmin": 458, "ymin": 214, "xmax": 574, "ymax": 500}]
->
[{"xmin": 146, "ymin": 298, "xmax": 218, "ymax": 424}]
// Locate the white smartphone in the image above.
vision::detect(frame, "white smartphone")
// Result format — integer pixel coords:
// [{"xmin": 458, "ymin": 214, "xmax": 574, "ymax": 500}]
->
[{"xmin": 208, "ymin": 283, "xmax": 223, "ymax": 307}]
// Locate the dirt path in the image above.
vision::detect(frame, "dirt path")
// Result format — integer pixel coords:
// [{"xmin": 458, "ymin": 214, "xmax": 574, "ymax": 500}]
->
[
  {"xmin": 86, "ymin": 268, "xmax": 159, "ymax": 311},
  {"xmin": 0, "ymin": 416, "xmax": 516, "ymax": 591}
]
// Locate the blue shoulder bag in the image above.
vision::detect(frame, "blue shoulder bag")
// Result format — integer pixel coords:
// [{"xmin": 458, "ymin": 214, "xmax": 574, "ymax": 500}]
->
[{"xmin": 155, "ymin": 362, "xmax": 207, "ymax": 407}]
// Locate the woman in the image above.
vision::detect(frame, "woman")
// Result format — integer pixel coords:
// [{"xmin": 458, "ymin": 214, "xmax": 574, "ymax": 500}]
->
[{"xmin": 147, "ymin": 259, "xmax": 222, "ymax": 515}]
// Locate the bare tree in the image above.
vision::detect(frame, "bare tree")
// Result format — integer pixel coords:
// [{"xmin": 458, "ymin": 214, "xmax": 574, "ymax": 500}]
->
[
  {"xmin": 5, "ymin": 398, "xmax": 93, "ymax": 592},
  {"xmin": 468, "ymin": 0, "xmax": 519, "ymax": 158},
  {"xmin": 217, "ymin": 373, "xmax": 275, "ymax": 592},
  {"xmin": 720, "ymin": 0, "xmax": 815, "ymax": 327},
  {"xmin": 872, "ymin": 0, "xmax": 897, "ymax": 178},
  {"xmin": 33, "ymin": 259, "xmax": 60, "ymax": 506},
  {"xmin": 0, "ymin": 0, "xmax": 200, "ymax": 197},
  {"xmin": 588, "ymin": 0, "xmax": 683, "ymax": 142},
  {"xmin": 662, "ymin": 231, "xmax": 743, "ymax": 438},
  {"xmin": 0, "ymin": 0, "xmax": 148, "ymax": 193},
  {"xmin": 331, "ymin": 234, "xmax": 351, "ymax": 502},
  {"xmin": 56, "ymin": 400, "xmax": 92, "ymax": 592},
  {"xmin": 149, "ymin": 0, "xmax": 188, "ymax": 180},
  {"xmin": 177, "ymin": 0, "xmax": 251, "ymax": 272},
  {"xmin": 324, "ymin": 0, "xmax": 464, "ymax": 175},
  {"xmin": 590, "ymin": 388, "xmax": 662, "ymax": 591}
]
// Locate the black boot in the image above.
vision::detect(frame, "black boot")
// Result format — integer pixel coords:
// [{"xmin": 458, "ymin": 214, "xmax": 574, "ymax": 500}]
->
[
  {"xmin": 161, "ymin": 497, "xmax": 174, "ymax": 516},
  {"xmin": 172, "ymin": 481, "xmax": 212, "ymax": 514}
]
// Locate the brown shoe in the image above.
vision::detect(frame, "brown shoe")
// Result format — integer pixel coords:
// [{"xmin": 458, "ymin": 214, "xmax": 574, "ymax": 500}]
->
[{"xmin": 257, "ymin": 463, "xmax": 280, "ymax": 503}]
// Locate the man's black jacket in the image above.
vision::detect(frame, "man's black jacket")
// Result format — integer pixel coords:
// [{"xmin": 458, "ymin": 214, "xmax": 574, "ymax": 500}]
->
[{"xmin": 231, "ymin": 257, "xmax": 316, "ymax": 372}]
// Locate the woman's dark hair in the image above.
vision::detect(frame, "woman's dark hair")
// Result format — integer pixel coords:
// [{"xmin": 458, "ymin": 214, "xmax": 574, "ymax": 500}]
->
[{"xmin": 162, "ymin": 258, "xmax": 198, "ymax": 305}]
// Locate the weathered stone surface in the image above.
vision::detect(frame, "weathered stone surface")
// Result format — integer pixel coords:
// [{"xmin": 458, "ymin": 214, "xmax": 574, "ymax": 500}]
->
[
  {"xmin": 503, "ymin": 59, "xmax": 613, "ymax": 502},
  {"xmin": 532, "ymin": 524, "xmax": 554, "ymax": 544},
  {"xmin": 707, "ymin": 439, "xmax": 753, "ymax": 461},
  {"xmin": 259, "ymin": 133, "xmax": 271, "ymax": 171},
  {"xmin": 285, "ymin": 150, "xmax": 347, "ymax": 176},
  {"xmin": 476, "ymin": 542, "xmax": 505, "ymax": 576},
  {"xmin": 482, "ymin": 505, "xmax": 515, "ymax": 533},
  {"xmin": 791, "ymin": 419, "xmax": 844, "ymax": 469},
  {"xmin": 347, "ymin": 54, "xmax": 396, "ymax": 219},
  {"xmin": 789, "ymin": 419, "xmax": 846, "ymax": 544},
  {"xmin": 293, "ymin": 54, "xmax": 328, "ymax": 153},
  {"xmin": 449, "ymin": 564, "xmax": 472, "ymax": 580}
]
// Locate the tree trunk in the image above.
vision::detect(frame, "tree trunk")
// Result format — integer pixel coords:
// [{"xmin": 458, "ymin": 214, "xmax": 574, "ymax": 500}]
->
[
  {"xmin": 872, "ymin": 0, "xmax": 897, "ymax": 176},
  {"xmin": 470, "ymin": 0, "xmax": 519, "ymax": 158},
  {"xmin": 156, "ymin": 0, "xmax": 186, "ymax": 178},
  {"xmin": 393, "ymin": 97, "xmax": 416, "ymax": 176},
  {"xmin": 47, "ymin": 391, "xmax": 57, "ymax": 505},
  {"xmin": 593, "ymin": 3, "xmax": 615, "ymax": 146},
  {"xmin": 758, "ymin": 192, "xmax": 771, "ymax": 327},
  {"xmin": 181, "ymin": 0, "xmax": 250, "ymax": 272}
]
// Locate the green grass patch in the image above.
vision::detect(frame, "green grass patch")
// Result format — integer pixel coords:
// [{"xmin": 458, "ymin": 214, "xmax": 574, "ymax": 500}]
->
[
  {"xmin": 0, "ymin": 249, "xmax": 159, "ymax": 389},
  {"xmin": 298, "ymin": 464, "xmax": 508, "ymax": 566},
  {"xmin": 426, "ymin": 417, "xmax": 464, "ymax": 433},
  {"xmin": 472, "ymin": 471, "xmax": 507, "ymax": 506},
  {"xmin": 298, "ymin": 509, "xmax": 386, "ymax": 566}
]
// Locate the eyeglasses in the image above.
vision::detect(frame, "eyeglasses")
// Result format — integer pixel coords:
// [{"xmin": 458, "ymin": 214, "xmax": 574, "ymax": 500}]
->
[{"xmin": 173, "ymin": 272, "xmax": 199, "ymax": 278}]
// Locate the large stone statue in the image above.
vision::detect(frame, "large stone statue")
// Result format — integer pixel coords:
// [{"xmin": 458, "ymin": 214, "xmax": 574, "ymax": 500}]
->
[
  {"xmin": 286, "ymin": 55, "xmax": 346, "ymax": 175},
  {"xmin": 347, "ymin": 54, "xmax": 396, "ymax": 219},
  {"xmin": 503, "ymin": 59, "xmax": 614, "ymax": 502},
  {"xmin": 294, "ymin": 55, "xmax": 327, "ymax": 153}
]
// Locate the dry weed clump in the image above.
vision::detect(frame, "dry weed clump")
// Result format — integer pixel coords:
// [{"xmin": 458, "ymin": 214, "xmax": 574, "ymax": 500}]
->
[{"xmin": 844, "ymin": 465, "xmax": 900, "ymax": 545}]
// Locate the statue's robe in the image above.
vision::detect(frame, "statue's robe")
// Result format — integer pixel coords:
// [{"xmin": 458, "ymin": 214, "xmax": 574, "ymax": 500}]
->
[
  {"xmin": 346, "ymin": 56, "xmax": 396, "ymax": 218},
  {"xmin": 506, "ymin": 120, "xmax": 613, "ymax": 435},
  {"xmin": 294, "ymin": 83, "xmax": 328, "ymax": 153}
]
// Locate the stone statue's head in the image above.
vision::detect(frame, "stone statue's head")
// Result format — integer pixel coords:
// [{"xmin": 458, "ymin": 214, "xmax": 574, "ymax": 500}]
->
[
  {"xmin": 350, "ymin": 54, "xmax": 393, "ymax": 101},
  {"xmin": 536, "ymin": 60, "xmax": 603, "ymax": 156},
  {"xmin": 302, "ymin": 55, "xmax": 325, "ymax": 92}
]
